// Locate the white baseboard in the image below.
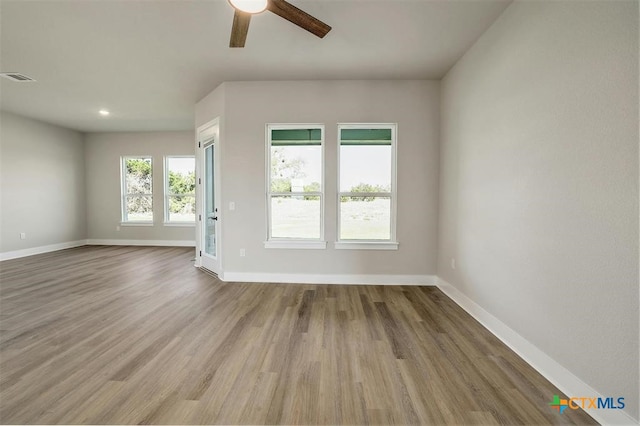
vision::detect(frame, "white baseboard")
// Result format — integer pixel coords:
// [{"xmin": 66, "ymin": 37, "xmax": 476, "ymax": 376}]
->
[
  {"xmin": 436, "ymin": 277, "xmax": 638, "ymax": 425},
  {"xmin": 220, "ymin": 272, "xmax": 435, "ymax": 285},
  {"xmin": 0, "ymin": 240, "xmax": 87, "ymax": 261},
  {"xmin": 86, "ymin": 239, "xmax": 195, "ymax": 247}
]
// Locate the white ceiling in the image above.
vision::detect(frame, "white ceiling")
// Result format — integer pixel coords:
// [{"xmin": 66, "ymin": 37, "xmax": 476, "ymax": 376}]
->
[{"xmin": 0, "ymin": 0, "xmax": 511, "ymax": 133}]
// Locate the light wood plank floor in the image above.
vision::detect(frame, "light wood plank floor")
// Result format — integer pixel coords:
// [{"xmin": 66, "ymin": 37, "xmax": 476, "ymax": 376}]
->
[{"xmin": 0, "ymin": 246, "xmax": 596, "ymax": 425}]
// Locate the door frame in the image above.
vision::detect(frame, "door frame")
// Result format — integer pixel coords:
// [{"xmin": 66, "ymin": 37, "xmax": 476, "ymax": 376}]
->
[{"xmin": 195, "ymin": 118, "xmax": 222, "ymax": 275}]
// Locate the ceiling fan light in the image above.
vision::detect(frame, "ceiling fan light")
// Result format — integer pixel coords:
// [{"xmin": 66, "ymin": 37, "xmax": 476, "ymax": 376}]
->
[{"xmin": 229, "ymin": 0, "xmax": 267, "ymax": 14}]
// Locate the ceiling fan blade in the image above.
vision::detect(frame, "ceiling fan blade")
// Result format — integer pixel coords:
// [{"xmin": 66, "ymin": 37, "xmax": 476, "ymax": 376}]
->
[
  {"xmin": 229, "ymin": 10, "xmax": 251, "ymax": 48},
  {"xmin": 267, "ymin": 0, "xmax": 331, "ymax": 39}
]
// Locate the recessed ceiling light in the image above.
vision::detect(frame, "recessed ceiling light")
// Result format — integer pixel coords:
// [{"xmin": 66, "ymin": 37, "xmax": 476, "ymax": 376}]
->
[
  {"xmin": 0, "ymin": 72, "xmax": 36, "ymax": 82},
  {"xmin": 99, "ymin": 109, "xmax": 110, "ymax": 116}
]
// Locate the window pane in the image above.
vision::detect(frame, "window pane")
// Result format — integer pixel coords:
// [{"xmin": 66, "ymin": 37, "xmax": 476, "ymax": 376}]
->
[
  {"xmin": 339, "ymin": 145, "xmax": 391, "ymax": 192},
  {"xmin": 271, "ymin": 196, "xmax": 320, "ymax": 239},
  {"xmin": 340, "ymin": 128, "xmax": 392, "ymax": 143},
  {"xmin": 166, "ymin": 156, "xmax": 195, "ymax": 223},
  {"xmin": 340, "ymin": 197, "xmax": 390, "ymax": 240},
  {"xmin": 272, "ymin": 128, "xmax": 322, "ymax": 144},
  {"xmin": 126, "ymin": 195, "xmax": 153, "ymax": 222},
  {"xmin": 270, "ymin": 145, "xmax": 321, "ymax": 193},
  {"xmin": 167, "ymin": 157, "xmax": 195, "ymax": 195},
  {"xmin": 168, "ymin": 195, "xmax": 195, "ymax": 222},
  {"xmin": 125, "ymin": 158, "xmax": 152, "ymax": 194}
]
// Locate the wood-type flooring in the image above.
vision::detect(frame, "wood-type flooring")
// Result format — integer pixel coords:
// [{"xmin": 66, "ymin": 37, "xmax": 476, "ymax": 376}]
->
[{"xmin": 0, "ymin": 246, "xmax": 597, "ymax": 425}]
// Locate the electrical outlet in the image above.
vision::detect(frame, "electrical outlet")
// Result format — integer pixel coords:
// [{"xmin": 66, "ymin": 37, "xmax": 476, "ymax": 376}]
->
[
  {"xmin": 116, "ymin": 225, "xmax": 121, "ymax": 231},
  {"xmin": 451, "ymin": 258, "xmax": 456, "ymax": 270},
  {"xmin": 240, "ymin": 248, "xmax": 246, "ymax": 257},
  {"xmin": 19, "ymin": 232, "xmax": 26, "ymax": 240}
]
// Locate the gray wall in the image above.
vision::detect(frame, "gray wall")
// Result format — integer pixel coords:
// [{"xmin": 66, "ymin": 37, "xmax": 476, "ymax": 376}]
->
[
  {"xmin": 439, "ymin": 0, "xmax": 638, "ymax": 421},
  {"xmin": 0, "ymin": 111, "xmax": 86, "ymax": 253},
  {"xmin": 84, "ymin": 131, "xmax": 196, "ymax": 242},
  {"xmin": 196, "ymin": 80, "xmax": 439, "ymax": 275}
]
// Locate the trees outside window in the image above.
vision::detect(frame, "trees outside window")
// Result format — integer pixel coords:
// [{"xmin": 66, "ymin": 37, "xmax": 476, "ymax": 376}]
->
[
  {"xmin": 121, "ymin": 157, "xmax": 153, "ymax": 223},
  {"xmin": 165, "ymin": 156, "xmax": 196, "ymax": 223},
  {"xmin": 267, "ymin": 125, "xmax": 324, "ymax": 241},
  {"xmin": 338, "ymin": 124, "xmax": 397, "ymax": 242}
]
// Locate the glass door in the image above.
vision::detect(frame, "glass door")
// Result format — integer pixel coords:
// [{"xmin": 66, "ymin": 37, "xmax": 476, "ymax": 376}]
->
[
  {"xmin": 204, "ymin": 143, "xmax": 217, "ymax": 257},
  {"xmin": 201, "ymin": 137, "xmax": 220, "ymax": 274}
]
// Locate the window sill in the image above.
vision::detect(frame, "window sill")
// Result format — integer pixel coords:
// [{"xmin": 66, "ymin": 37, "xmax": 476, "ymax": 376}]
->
[
  {"xmin": 264, "ymin": 240, "xmax": 327, "ymax": 249},
  {"xmin": 163, "ymin": 222, "xmax": 195, "ymax": 227},
  {"xmin": 120, "ymin": 222, "xmax": 154, "ymax": 227},
  {"xmin": 334, "ymin": 241, "xmax": 399, "ymax": 250}
]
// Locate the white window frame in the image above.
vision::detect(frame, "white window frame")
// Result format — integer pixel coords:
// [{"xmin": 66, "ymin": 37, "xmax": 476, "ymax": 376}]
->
[
  {"xmin": 264, "ymin": 123, "xmax": 326, "ymax": 249},
  {"xmin": 120, "ymin": 155, "xmax": 154, "ymax": 226},
  {"xmin": 163, "ymin": 155, "xmax": 196, "ymax": 226},
  {"xmin": 335, "ymin": 123, "xmax": 398, "ymax": 250}
]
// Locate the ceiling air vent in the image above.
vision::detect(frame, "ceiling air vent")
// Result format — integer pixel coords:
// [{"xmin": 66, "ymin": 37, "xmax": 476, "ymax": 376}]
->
[{"xmin": 0, "ymin": 72, "xmax": 36, "ymax": 82}]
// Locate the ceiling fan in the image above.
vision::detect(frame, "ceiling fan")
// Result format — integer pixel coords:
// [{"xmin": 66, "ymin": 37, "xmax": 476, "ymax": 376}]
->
[{"xmin": 228, "ymin": 0, "xmax": 331, "ymax": 48}]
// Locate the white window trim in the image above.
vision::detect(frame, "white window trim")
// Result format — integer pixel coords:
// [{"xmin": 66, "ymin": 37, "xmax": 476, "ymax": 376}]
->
[
  {"xmin": 265, "ymin": 123, "xmax": 326, "ymax": 249},
  {"xmin": 121, "ymin": 156, "xmax": 154, "ymax": 224},
  {"xmin": 163, "ymin": 155, "xmax": 196, "ymax": 225},
  {"xmin": 120, "ymin": 222, "xmax": 154, "ymax": 227},
  {"xmin": 334, "ymin": 241, "xmax": 398, "ymax": 250},
  {"xmin": 336, "ymin": 123, "xmax": 399, "ymax": 249},
  {"xmin": 264, "ymin": 240, "xmax": 327, "ymax": 249}
]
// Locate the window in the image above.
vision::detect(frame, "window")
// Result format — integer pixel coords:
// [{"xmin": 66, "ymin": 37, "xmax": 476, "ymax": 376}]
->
[
  {"xmin": 337, "ymin": 124, "xmax": 398, "ymax": 249},
  {"xmin": 165, "ymin": 156, "xmax": 196, "ymax": 224},
  {"xmin": 266, "ymin": 124, "xmax": 325, "ymax": 248},
  {"xmin": 121, "ymin": 156, "xmax": 153, "ymax": 223}
]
